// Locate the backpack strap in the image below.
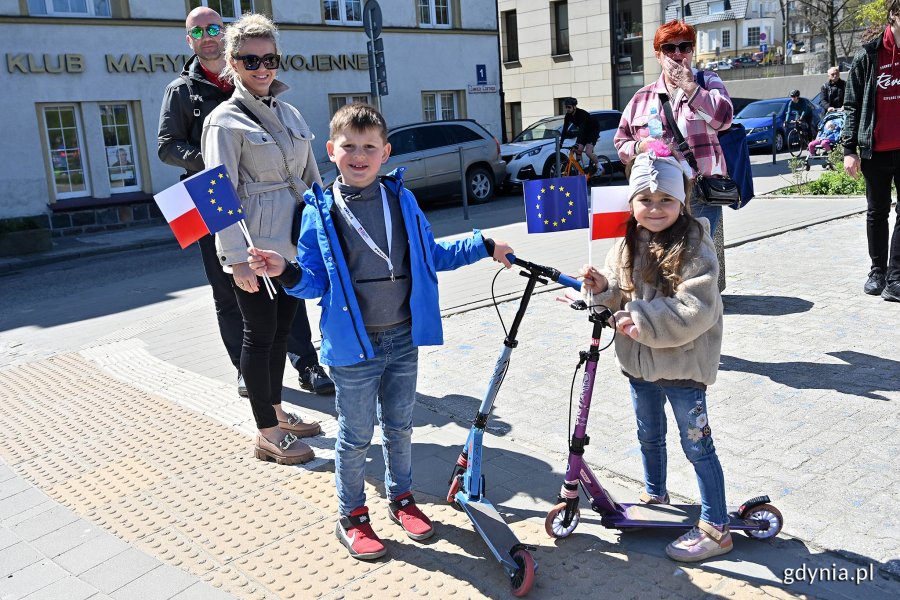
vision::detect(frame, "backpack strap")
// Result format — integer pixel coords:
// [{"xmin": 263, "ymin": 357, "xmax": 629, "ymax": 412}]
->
[{"xmin": 695, "ymin": 69, "xmax": 706, "ymax": 90}]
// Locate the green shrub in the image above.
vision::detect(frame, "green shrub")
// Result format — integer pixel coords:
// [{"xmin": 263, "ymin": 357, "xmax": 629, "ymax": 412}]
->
[{"xmin": 806, "ymin": 170, "xmax": 867, "ymax": 195}]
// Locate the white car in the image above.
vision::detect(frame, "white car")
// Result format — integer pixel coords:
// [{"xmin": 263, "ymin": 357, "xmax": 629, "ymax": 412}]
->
[
  {"xmin": 703, "ymin": 60, "xmax": 732, "ymax": 71},
  {"xmin": 500, "ymin": 110, "xmax": 623, "ymax": 185}
]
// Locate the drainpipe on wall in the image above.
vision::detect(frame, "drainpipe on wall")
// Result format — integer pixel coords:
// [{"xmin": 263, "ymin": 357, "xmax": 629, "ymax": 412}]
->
[{"xmin": 495, "ymin": 0, "xmax": 507, "ymax": 143}]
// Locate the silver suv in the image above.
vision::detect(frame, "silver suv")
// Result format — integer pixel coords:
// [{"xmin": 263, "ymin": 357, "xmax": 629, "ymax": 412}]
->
[{"xmin": 385, "ymin": 120, "xmax": 506, "ymax": 204}]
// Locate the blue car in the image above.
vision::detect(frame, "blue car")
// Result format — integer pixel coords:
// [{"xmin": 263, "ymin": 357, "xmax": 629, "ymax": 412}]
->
[{"xmin": 733, "ymin": 97, "xmax": 822, "ymax": 153}]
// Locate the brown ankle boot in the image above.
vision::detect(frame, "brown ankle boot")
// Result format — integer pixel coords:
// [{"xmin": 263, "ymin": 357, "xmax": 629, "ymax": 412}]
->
[
  {"xmin": 278, "ymin": 412, "xmax": 321, "ymax": 437},
  {"xmin": 255, "ymin": 432, "xmax": 315, "ymax": 465}
]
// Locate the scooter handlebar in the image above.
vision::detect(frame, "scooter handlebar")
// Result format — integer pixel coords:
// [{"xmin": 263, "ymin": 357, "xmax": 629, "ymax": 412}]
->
[{"xmin": 506, "ymin": 253, "xmax": 582, "ymax": 292}]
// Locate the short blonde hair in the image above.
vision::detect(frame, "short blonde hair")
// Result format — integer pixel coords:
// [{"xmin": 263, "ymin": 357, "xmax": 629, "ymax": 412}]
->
[
  {"xmin": 329, "ymin": 103, "xmax": 389, "ymax": 143},
  {"xmin": 221, "ymin": 13, "xmax": 280, "ymax": 86}
]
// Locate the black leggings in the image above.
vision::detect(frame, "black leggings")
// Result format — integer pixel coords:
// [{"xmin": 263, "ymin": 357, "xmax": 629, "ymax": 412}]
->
[
  {"xmin": 861, "ymin": 151, "xmax": 900, "ymax": 278},
  {"xmin": 234, "ymin": 277, "xmax": 300, "ymax": 429}
]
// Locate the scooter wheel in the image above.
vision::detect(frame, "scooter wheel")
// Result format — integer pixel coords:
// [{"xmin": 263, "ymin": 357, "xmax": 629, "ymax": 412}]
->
[
  {"xmin": 744, "ymin": 503, "xmax": 783, "ymax": 540},
  {"xmin": 510, "ymin": 548, "xmax": 536, "ymax": 597},
  {"xmin": 446, "ymin": 474, "xmax": 462, "ymax": 510},
  {"xmin": 545, "ymin": 501, "xmax": 580, "ymax": 538}
]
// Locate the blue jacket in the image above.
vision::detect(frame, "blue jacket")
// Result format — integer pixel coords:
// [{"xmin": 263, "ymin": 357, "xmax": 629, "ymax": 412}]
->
[{"xmin": 284, "ymin": 168, "xmax": 490, "ymax": 366}]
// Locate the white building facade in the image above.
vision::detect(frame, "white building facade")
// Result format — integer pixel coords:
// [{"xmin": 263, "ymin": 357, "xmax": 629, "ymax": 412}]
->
[
  {"xmin": 0, "ymin": 0, "xmax": 501, "ymax": 229},
  {"xmin": 498, "ymin": 0, "xmax": 666, "ymax": 139}
]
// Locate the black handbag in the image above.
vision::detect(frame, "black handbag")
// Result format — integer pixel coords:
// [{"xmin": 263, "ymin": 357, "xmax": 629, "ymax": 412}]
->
[{"xmin": 659, "ymin": 93, "xmax": 741, "ymax": 207}]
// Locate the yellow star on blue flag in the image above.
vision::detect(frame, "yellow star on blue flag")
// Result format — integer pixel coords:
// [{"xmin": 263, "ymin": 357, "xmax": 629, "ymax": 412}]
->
[{"xmin": 523, "ymin": 176, "xmax": 588, "ymax": 234}]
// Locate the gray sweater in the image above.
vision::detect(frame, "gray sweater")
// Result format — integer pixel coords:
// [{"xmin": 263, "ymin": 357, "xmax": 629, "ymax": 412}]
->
[{"xmin": 332, "ymin": 178, "xmax": 412, "ymax": 332}]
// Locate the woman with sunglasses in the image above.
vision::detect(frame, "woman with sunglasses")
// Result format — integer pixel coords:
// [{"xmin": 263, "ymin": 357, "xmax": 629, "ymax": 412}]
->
[
  {"xmin": 613, "ymin": 20, "xmax": 734, "ymax": 237},
  {"xmin": 202, "ymin": 13, "xmax": 322, "ymax": 465}
]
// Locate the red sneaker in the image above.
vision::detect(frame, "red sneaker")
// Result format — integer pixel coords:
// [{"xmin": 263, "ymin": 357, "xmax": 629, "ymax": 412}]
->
[
  {"xmin": 388, "ymin": 492, "xmax": 434, "ymax": 541},
  {"xmin": 335, "ymin": 507, "xmax": 386, "ymax": 560}
]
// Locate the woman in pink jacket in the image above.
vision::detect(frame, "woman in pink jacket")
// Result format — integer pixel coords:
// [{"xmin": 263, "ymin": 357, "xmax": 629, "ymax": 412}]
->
[{"xmin": 614, "ymin": 20, "xmax": 734, "ymax": 236}]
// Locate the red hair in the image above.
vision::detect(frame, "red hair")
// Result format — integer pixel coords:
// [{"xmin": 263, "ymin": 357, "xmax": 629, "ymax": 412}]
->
[{"xmin": 653, "ymin": 20, "xmax": 697, "ymax": 52}]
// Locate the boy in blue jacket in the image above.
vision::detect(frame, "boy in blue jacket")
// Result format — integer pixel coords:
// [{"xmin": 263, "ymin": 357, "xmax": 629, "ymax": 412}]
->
[{"xmin": 248, "ymin": 103, "xmax": 513, "ymax": 560}]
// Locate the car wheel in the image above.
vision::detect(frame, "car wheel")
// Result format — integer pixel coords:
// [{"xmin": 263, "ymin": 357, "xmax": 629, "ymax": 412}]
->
[
  {"xmin": 467, "ymin": 166, "xmax": 495, "ymax": 204},
  {"xmin": 774, "ymin": 131, "xmax": 785, "ymax": 153}
]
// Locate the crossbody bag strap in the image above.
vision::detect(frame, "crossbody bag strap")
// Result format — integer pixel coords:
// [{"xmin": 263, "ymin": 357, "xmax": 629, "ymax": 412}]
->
[
  {"xmin": 658, "ymin": 93, "xmax": 700, "ymax": 174},
  {"xmin": 233, "ymin": 99, "xmax": 305, "ymax": 205}
]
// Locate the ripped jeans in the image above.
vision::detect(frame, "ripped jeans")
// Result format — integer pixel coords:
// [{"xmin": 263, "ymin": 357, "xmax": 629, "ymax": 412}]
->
[{"xmin": 628, "ymin": 378, "xmax": 728, "ymax": 526}]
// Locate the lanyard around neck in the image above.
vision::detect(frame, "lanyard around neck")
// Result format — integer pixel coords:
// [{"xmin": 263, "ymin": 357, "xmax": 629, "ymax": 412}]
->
[{"xmin": 331, "ymin": 182, "xmax": 395, "ymax": 281}]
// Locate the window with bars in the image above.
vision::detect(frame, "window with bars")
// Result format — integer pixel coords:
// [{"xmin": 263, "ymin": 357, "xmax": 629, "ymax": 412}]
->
[
  {"xmin": 552, "ymin": 1, "xmax": 569, "ymax": 56},
  {"xmin": 189, "ymin": 0, "xmax": 255, "ymax": 21},
  {"xmin": 721, "ymin": 29, "xmax": 731, "ymax": 48},
  {"xmin": 422, "ymin": 91, "xmax": 459, "ymax": 121},
  {"xmin": 328, "ymin": 94, "xmax": 372, "ymax": 116},
  {"xmin": 503, "ymin": 10, "xmax": 519, "ymax": 62},
  {"xmin": 27, "ymin": 0, "xmax": 111, "ymax": 17},
  {"xmin": 747, "ymin": 26, "xmax": 760, "ymax": 47},
  {"xmin": 100, "ymin": 103, "xmax": 140, "ymax": 192},
  {"xmin": 43, "ymin": 106, "xmax": 89, "ymax": 199},
  {"xmin": 324, "ymin": 0, "xmax": 362, "ymax": 24},
  {"xmin": 418, "ymin": 0, "xmax": 451, "ymax": 28}
]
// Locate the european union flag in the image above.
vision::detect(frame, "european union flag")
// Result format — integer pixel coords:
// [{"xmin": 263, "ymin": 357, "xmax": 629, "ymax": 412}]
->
[
  {"xmin": 182, "ymin": 164, "xmax": 244, "ymax": 234},
  {"xmin": 523, "ymin": 176, "xmax": 589, "ymax": 234}
]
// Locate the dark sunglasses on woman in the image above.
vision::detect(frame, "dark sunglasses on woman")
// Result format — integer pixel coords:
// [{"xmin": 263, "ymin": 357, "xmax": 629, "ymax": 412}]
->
[
  {"xmin": 235, "ymin": 53, "xmax": 280, "ymax": 70},
  {"xmin": 660, "ymin": 42, "xmax": 693, "ymax": 55},
  {"xmin": 188, "ymin": 24, "xmax": 222, "ymax": 39}
]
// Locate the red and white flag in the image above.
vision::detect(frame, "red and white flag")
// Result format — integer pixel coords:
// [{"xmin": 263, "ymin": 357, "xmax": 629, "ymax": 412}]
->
[{"xmin": 590, "ymin": 187, "xmax": 631, "ymax": 240}]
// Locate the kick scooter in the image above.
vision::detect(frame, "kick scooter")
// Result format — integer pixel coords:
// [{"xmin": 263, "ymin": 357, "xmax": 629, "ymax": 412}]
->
[
  {"xmin": 446, "ymin": 255, "xmax": 581, "ymax": 597},
  {"xmin": 545, "ymin": 299, "xmax": 784, "ymax": 544}
]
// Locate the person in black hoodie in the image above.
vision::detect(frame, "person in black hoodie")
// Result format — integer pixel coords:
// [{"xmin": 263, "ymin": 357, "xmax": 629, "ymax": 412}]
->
[
  {"xmin": 561, "ymin": 97, "xmax": 602, "ymax": 175},
  {"xmin": 157, "ymin": 6, "xmax": 334, "ymax": 395},
  {"xmin": 843, "ymin": 1, "xmax": 900, "ymax": 302},
  {"xmin": 819, "ymin": 67, "xmax": 845, "ymax": 113}
]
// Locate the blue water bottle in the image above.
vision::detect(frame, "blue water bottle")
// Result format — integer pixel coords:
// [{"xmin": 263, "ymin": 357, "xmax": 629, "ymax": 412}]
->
[{"xmin": 648, "ymin": 106, "xmax": 663, "ymax": 138}]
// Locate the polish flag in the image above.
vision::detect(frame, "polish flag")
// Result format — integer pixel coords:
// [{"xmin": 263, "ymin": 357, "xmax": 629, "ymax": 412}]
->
[
  {"xmin": 591, "ymin": 186, "xmax": 631, "ymax": 240},
  {"xmin": 153, "ymin": 165, "xmax": 243, "ymax": 248}
]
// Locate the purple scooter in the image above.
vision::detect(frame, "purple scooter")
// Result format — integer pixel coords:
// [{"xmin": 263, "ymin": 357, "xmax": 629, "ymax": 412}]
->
[{"xmin": 544, "ymin": 299, "xmax": 784, "ymax": 544}]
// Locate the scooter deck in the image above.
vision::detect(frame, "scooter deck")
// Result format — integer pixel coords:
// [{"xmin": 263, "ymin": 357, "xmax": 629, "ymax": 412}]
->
[
  {"xmin": 460, "ymin": 499, "xmax": 521, "ymax": 568},
  {"xmin": 603, "ymin": 503, "xmax": 767, "ymax": 531}
]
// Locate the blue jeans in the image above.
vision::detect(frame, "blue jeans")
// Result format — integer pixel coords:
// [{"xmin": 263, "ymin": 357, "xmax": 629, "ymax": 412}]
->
[
  {"xmin": 629, "ymin": 378, "xmax": 728, "ymax": 526},
  {"xmin": 691, "ymin": 201, "xmax": 721, "ymax": 237},
  {"xmin": 330, "ymin": 323, "xmax": 418, "ymax": 516}
]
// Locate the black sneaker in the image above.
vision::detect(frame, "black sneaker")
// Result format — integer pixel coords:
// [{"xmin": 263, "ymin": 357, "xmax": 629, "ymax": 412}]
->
[
  {"xmin": 238, "ymin": 373, "xmax": 248, "ymax": 398},
  {"xmin": 864, "ymin": 267, "xmax": 886, "ymax": 295},
  {"xmin": 882, "ymin": 279, "xmax": 900, "ymax": 302},
  {"xmin": 299, "ymin": 365, "xmax": 335, "ymax": 395}
]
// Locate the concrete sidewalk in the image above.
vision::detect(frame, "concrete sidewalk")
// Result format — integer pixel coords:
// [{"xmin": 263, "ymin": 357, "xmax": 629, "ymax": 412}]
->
[{"xmin": 2, "ymin": 166, "xmax": 898, "ymax": 599}]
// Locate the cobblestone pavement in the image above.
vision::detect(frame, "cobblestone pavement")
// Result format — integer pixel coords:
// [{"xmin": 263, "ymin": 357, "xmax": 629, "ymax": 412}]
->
[{"xmin": 1, "ymin": 212, "xmax": 899, "ymax": 599}]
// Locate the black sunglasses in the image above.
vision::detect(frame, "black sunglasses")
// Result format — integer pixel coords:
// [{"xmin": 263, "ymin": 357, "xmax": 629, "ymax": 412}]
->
[
  {"xmin": 188, "ymin": 24, "xmax": 222, "ymax": 39},
  {"xmin": 660, "ymin": 42, "xmax": 694, "ymax": 54},
  {"xmin": 235, "ymin": 53, "xmax": 280, "ymax": 70}
]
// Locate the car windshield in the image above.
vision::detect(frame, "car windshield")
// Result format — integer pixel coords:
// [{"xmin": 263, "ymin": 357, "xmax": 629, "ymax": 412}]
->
[
  {"xmin": 512, "ymin": 117, "xmax": 564, "ymax": 143},
  {"xmin": 737, "ymin": 101, "xmax": 785, "ymax": 119}
]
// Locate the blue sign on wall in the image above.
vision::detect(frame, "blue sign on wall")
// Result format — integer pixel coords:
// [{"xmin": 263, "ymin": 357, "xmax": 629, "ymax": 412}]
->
[
  {"xmin": 476, "ymin": 64, "xmax": 487, "ymax": 85},
  {"xmin": 760, "ymin": 43, "xmax": 768, "ymax": 54}
]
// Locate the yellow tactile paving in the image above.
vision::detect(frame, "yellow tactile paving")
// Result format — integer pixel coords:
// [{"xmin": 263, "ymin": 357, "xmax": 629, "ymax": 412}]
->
[{"xmin": 0, "ymin": 353, "xmax": 811, "ymax": 599}]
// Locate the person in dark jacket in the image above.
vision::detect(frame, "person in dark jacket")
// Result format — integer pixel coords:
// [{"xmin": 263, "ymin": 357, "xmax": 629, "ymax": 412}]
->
[
  {"xmin": 156, "ymin": 6, "xmax": 334, "ymax": 395},
  {"xmin": 842, "ymin": 0, "xmax": 900, "ymax": 302},
  {"xmin": 561, "ymin": 97, "xmax": 602, "ymax": 175},
  {"xmin": 819, "ymin": 67, "xmax": 846, "ymax": 113}
]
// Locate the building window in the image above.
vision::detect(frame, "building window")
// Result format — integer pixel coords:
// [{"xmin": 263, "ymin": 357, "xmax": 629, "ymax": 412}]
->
[
  {"xmin": 748, "ymin": 26, "xmax": 760, "ymax": 47},
  {"xmin": 721, "ymin": 29, "xmax": 731, "ymax": 49},
  {"xmin": 189, "ymin": 0, "xmax": 255, "ymax": 21},
  {"xmin": 502, "ymin": 10, "xmax": 519, "ymax": 63},
  {"xmin": 708, "ymin": 0, "xmax": 725, "ymax": 13},
  {"xmin": 506, "ymin": 102, "xmax": 522, "ymax": 141},
  {"xmin": 100, "ymin": 104, "xmax": 140, "ymax": 192},
  {"xmin": 324, "ymin": 0, "xmax": 362, "ymax": 24},
  {"xmin": 551, "ymin": 1, "xmax": 569, "ymax": 56},
  {"xmin": 422, "ymin": 91, "xmax": 460, "ymax": 121},
  {"xmin": 43, "ymin": 106, "xmax": 89, "ymax": 199},
  {"xmin": 418, "ymin": 0, "xmax": 451, "ymax": 28},
  {"xmin": 27, "ymin": 0, "xmax": 111, "ymax": 17},
  {"xmin": 328, "ymin": 94, "xmax": 372, "ymax": 116}
]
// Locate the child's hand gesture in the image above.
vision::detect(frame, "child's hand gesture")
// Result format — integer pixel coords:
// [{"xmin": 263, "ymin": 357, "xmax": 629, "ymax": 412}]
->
[
  {"xmin": 491, "ymin": 240, "xmax": 514, "ymax": 268},
  {"xmin": 611, "ymin": 310, "xmax": 639, "ymax": 339},
  {"xmin": 579, "ymin": 264, "xmax": 608, "ymax": 293},
  {"xmin": 248, "ymin": 247, "xmax": 287, "ymax": 277}
]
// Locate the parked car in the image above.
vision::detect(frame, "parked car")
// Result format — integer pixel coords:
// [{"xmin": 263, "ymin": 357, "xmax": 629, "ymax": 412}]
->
[
  {"xmin": 751, "ymin": 51, "xmax": 784, "ymax": 65},
  {"xmin": 703, "ymin": 60, "xmax": 732, "ymax": 70},
  {"xmin": 731, "ymin": 56, "xmax": 759, "ymax": 68},
  {"xmin": 321, "ymin": 119, "xmax": 505, "ymax": 204},
  {"xmin": 500, "ymin": 110, "xmax": 623, "ymax": 185},
  {"xmin": 733, "ymin": 97, "xmax": 822, "ymax": 152}
]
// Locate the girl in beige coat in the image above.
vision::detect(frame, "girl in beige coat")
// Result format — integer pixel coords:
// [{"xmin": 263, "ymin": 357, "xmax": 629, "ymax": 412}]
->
[
  {"xmin": 201, "ymin": 13, "xmax": 320, "ymax": 465},
  {"xmin": 580, "ymin": 152, "xmax": 731, "ymax": 563}
]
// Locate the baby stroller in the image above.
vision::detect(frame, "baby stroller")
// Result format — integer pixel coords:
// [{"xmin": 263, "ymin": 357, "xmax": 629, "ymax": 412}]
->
[{"xmin": 805, "ymin": 111, "xmax": 844, "ymax": 170}]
